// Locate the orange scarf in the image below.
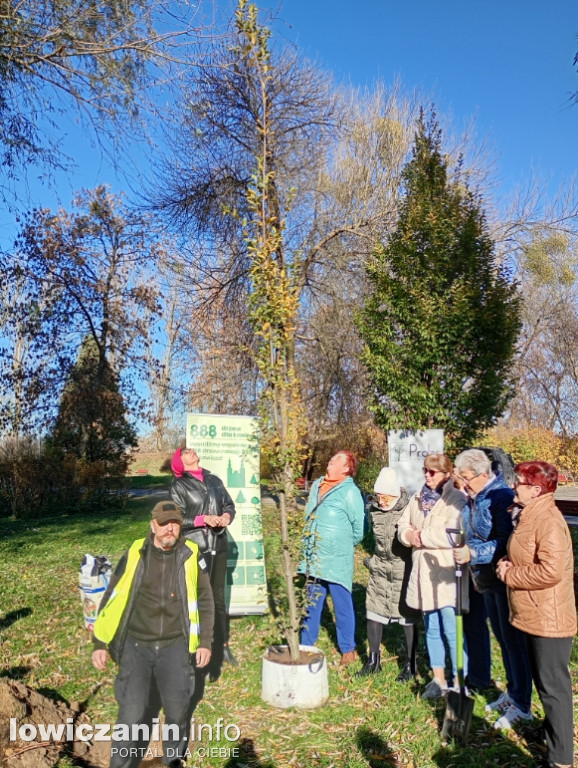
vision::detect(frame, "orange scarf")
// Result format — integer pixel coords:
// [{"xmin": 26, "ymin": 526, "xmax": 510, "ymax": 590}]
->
[{"xmin": 318, "ymin": 476, "xmax": 345, "ymax": 498}]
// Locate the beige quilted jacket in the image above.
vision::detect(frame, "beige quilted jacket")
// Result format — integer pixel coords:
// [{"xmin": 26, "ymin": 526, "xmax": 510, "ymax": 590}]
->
[{"xmin": 397, "ymin": 481, "xmax": 468, "ymax": 612}]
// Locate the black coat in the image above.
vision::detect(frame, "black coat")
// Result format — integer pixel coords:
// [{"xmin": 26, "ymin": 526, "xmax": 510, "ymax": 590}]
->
[{"xmin": 170, "ymin": 470, "xmax": 236, "ymax": 554}]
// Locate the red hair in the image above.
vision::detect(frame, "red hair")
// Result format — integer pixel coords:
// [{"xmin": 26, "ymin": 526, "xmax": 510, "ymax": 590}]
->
[
  {"xmin": 337, "ymin": 450, "xmax": 358, "ymax": 477},
  {"xmin": 515, "ymin": 461, "xmax": 558, "ymax": 495}
]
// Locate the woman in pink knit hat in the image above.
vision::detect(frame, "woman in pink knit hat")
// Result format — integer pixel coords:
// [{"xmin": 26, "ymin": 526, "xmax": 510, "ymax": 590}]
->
[{"xmin": 170, "ymin": 446, "xmax": 237, "ymax": 679}]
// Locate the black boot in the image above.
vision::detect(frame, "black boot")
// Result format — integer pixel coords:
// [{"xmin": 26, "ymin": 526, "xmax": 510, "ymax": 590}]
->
[
  {"xmin": 223, "ymin": 645, "xmax": 238, "ymax": 666},
  {"xmin": 396, "ymin": 659, "xmax": 415, "ymax": 683},
  {"xmin": 356, "ymin": 652, "xmax": 381, "ymax": 676}
]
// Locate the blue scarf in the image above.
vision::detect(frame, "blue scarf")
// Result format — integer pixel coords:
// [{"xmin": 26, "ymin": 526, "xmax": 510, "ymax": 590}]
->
[{"xmin": 420, "ymin": 483, "xmax": 443, "ymax": 517}]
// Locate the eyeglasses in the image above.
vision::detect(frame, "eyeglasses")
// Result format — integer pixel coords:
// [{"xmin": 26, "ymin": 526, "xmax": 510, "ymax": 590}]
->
[
  {"xmin": 514, "ymin": 480, "xmax": 534, "ymax": 488},
  {"xmin": 423, "ymin": 468, "xmax": 441, "ymax": 476},
  {"xmin": 454, "ymin": 472, "xmax": 480, "ymax": 485}
]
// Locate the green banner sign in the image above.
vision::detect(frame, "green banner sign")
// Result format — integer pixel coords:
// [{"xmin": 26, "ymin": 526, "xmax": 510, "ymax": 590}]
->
[{"xmin": 186, "ymin": 413, "xmax": 267, "ymax": 615}]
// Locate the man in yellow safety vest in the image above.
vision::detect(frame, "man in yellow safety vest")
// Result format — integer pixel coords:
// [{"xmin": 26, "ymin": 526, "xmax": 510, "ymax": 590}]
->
[{"xmin": 92, "ymin": 500, "xmax": 214, "ymax": 768}]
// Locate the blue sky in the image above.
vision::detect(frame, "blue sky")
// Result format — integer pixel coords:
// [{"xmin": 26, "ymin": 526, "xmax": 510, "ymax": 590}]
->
[
  {"xmin": 1, "ymin": 0, "xmax": 576, "ymax": 245},
  {"xmin": 261, "ymin": 0, "xmax": 577, "ymax": 195}
]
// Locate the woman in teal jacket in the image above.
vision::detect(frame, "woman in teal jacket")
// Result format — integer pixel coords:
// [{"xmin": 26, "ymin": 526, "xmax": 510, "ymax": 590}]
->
[{"xmin": 299, "ymin": 451, "xmax": 366, "ymax": 666}]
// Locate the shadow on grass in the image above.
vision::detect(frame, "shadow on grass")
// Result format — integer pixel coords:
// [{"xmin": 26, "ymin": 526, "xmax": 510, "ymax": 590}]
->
[
  {"xmin": 430, "ymin": 708, "xmax": 542, "ymax": 767},
  {"xmin": 0, "ymin": 606, "xmax": 32, "ymax": 631},
  {"xmin": 223, "ymin": 737, "xmax": 276, "ymax": 767},
  {"xmin": 355, "ymin": 726, "xmax": 398, "ymax": 766},
  {"xmin": 36, "ymin": 686, "xmax": 72, "ymax": 705},
  {"xmin": 0, "ymin": 665, "xmax": 31, "ymax": 679}
]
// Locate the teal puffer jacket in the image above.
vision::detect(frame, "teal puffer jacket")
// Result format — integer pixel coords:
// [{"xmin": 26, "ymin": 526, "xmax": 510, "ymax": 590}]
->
[{"xmin": 299, "ymin": 476, "xmax": 366, "ymax": 591}]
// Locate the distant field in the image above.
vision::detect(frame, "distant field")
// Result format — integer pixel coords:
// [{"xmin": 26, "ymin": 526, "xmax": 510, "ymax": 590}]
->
[{"xmin": 126, "ymin": 450, "xmax": 173, "ymax": 476}]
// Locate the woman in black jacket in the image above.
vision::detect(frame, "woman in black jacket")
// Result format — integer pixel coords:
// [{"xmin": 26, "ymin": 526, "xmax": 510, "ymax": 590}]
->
[{"xmin": 170, "ymin": 447, "xmax": 236, "ymax": 677}]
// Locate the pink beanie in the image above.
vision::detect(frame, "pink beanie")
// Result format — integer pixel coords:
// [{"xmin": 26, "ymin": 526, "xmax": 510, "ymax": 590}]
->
[{"xmin": 171, "ymin": 448, "xmax": 184, "ymax": 478}]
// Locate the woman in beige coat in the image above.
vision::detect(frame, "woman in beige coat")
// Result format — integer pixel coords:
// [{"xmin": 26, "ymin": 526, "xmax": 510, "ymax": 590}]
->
[
  {"xmin": 496, "ymin": 461, "xmax": 576, "ymax": 768},
  {"xmin": 398, "ymin": 453, "xmax": 467, "ymax": 699}
]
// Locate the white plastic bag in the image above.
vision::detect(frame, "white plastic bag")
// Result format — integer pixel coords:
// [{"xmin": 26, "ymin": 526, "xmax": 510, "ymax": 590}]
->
[{"xmin": 79, "ymin": 554, "xmax": 112, "ymax": 631}]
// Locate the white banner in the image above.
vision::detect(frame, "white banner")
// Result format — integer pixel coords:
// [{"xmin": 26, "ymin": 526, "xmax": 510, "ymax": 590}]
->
[{"xmin": 388, "ymin": 429, "xmax": 444, "ymax": 495}]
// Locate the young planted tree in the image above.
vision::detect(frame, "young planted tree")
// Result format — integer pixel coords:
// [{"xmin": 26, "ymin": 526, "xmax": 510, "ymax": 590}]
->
[
  {"xmin": 358, "ymin": 112, "xmax": 521, "ymax": 447},
  {"xmin": 234, "ymin": 0, "xmax": 308, "ymax": 661}
]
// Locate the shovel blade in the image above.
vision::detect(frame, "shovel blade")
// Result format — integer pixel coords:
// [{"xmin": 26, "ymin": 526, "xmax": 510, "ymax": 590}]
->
[{"xmin": 441, "ymin": 690, "xmax": 474, "ymax": 744}]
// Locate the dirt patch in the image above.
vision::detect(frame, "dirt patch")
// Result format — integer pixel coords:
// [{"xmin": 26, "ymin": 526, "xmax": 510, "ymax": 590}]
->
[
  {"xmin": 0, "ymin": 679, "xmax": 109, "ymax": 768},
  {"xmin": 264, "ymin": 646, "xmax": 324, "ymax": 666},
  {"xmin": 0, "ymin": 681, "xmax": 197, "ymax": 768}
]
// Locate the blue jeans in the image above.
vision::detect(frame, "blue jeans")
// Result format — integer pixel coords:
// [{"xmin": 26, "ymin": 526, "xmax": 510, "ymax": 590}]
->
[
  {"xmin": 301, "ymin": 580, "xmax": 356, "ymax": 653},
  {"xmin": 423, "ymin": 606, "xmax": 468, "ymax": 684},
  {"xmin": 483, "ymin": 586, "xmax": 532, "ymax": 712}
]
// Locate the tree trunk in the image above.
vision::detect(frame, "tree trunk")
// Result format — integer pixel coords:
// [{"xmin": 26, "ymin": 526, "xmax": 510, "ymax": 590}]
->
[{"xmin": 278, "ymin": 488, "xmax": 301, "ymax": 660}]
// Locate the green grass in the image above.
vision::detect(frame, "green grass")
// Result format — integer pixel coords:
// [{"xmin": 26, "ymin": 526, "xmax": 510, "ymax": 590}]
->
[
  {"xmin": 124, "ymin": 474, "xmax": 172, "ymax": 490},
  {"xmin": 0, "ymin": 500, "xmax": 576, "ymax": 767}
]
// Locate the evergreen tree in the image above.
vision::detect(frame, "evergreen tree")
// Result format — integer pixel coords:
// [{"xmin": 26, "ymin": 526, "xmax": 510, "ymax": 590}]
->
[
  {"xmin": 49, "ymin": 336, "xmax": 137, "ymax": 473},
  {"xmin": 358, "ymin": 112, "xmax": 521, "ymax": 447}
]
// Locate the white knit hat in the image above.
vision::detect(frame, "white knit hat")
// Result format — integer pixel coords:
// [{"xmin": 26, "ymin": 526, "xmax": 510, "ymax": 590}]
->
[{"xmin": 374, "ymin": 467, "xmax": 400, "ymax": 497}]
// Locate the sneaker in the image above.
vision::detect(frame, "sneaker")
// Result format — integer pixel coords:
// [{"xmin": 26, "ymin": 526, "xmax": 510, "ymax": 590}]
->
[
  {"xmin": 422, "ymin": 679, "xmax": 447, "ymax": 699},
  {"xmin": 493, "ymin": 703, "xmax": 532, "ymax": 730},
  {"xmin": 484, "ymin": 691, "xmax": 512, "ymax": 713}
]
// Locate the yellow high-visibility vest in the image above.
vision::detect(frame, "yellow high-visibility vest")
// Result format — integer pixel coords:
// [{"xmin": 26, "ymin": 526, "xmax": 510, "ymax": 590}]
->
[{"xmin": 94, "ymin": 538, "xmax": 200, "ymax": 652}]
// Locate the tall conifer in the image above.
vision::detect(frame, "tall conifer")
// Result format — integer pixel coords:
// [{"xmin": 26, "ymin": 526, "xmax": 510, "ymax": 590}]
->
[{"xmin": 358, "ymin": 112, "xmax": 520, "ymax": 446}]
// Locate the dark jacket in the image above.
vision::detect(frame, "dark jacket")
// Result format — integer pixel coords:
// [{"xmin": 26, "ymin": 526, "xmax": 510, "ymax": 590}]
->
[
  {"xmin": 93, "ymin": 534, "xmax": 214, "ymax": 662},
  {"xmin": 170, "ymin": 470, "xmax": 236, "ymax": 554},
  {"xmin": 366, "ymin": 488, "xmax": 419, "ymax": 621}
]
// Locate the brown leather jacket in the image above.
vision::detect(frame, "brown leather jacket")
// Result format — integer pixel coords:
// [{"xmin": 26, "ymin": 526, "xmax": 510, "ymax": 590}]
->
[{"xmin": 503, "ymin": 493, "xmax": 576, "ymax": 638}]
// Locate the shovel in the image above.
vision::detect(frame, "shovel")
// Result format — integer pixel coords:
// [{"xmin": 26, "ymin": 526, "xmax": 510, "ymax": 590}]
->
[{"xmin": 441, "ymin": 527, "xmax": 475, "ymax": 744}]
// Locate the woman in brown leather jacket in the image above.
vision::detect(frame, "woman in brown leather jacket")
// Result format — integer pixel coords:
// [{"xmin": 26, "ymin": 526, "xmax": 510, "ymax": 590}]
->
[{"xmin": 496, "ymin": 461, "xmax": 576, "ymax": 768}]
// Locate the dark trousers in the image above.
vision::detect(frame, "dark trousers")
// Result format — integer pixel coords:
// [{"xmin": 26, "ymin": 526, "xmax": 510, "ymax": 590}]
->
[
  {"xmin": 526, "ymin": 634, "xmax": 574, "ymax": 766},
  {"xmin": 484, "ymin": 587, "xmax": 532, "ymax": 712},
  {"xmin": 463, "ymin": 579, "xmax": 492, "ymax": 687},
  {"xmin": 110, "ymin": 637, "xmax": 193, "ymax": 768},
  {"xmin": 204, "ymin": 548, "xmax": 228, "ymax": 667}
]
